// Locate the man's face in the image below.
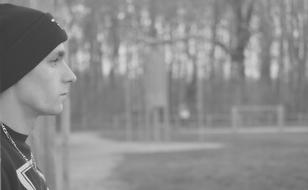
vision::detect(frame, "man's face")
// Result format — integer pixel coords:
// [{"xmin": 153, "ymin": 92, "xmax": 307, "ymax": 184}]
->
[{"xmin": 14, "ymin": 43, "xmax": 77, "ymax": 116}]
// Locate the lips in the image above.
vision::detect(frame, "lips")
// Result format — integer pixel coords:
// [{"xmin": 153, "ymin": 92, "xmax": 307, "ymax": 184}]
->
[{"xmin": 60, "ymin": 92, "xmax": 68, "ymax": 96}]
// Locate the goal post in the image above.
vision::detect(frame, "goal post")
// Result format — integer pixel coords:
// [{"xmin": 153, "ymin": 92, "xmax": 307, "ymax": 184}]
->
[{"xmin": 231, "ymin": 105, "xmax": 285, "ymax": 130}]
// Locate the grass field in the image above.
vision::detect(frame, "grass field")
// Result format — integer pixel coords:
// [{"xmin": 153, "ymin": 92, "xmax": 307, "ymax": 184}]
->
[{"xmin": 106, "ymin": 132, "xmax": 308, "ymax": 190}]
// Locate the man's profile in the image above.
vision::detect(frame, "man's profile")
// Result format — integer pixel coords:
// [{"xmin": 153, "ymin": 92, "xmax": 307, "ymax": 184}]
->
[{"xmin": 0, "ymin": 3, "xmax": 77, "ymax": 190}]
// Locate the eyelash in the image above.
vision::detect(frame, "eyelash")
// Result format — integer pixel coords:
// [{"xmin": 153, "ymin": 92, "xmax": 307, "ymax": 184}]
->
[
  {"xmin": 51, "ymin": 58, "xmax": 60, "ymax": 62},
  {"xmin": 48, "ymin": 58, "xmax": 61, "ymax": 66}
]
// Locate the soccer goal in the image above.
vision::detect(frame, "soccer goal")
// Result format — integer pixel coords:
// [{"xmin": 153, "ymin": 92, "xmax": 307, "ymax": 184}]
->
[{"xmin": 231, "ymin": 105, "xmax": 285, "ymax": 129}]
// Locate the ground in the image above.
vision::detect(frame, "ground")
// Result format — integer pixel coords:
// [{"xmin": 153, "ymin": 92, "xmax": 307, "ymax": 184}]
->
[
  {"xmin": 69, "ymin": 131, "xmax": 223, "ymax": 190},
  {"xmin": 69, "ymin": 129, "xmax": 308, "ymax": 190}
]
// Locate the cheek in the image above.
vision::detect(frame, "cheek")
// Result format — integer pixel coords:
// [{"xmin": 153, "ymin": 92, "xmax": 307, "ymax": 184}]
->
[
  {"xmin": 34, "ymin": 77, "xmax": 59, "ymax": 105},
  {"xmin": 17, "ymin": 70, "xmax": 59, "ymax": 108}
]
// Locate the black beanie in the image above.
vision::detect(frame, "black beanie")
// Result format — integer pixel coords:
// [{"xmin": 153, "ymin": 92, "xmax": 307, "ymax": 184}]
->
[{"xmin": 0, "ymin": 3, "xmax": 68, "ymax": 93}]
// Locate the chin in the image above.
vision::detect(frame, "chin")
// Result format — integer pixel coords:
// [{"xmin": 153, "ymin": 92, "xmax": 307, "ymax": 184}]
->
[
  {"xmin": 41, "ymin": 104, "xmax": 64, "ymax": 115},
  {"xmin": 53, "ymin": 105, "xmax": 64, "ymax": 115}
]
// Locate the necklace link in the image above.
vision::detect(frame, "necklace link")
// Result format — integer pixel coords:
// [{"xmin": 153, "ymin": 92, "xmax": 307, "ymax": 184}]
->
[{"xmin": 1, "ymin": 122, "xmax": 37, "ymax": 170}]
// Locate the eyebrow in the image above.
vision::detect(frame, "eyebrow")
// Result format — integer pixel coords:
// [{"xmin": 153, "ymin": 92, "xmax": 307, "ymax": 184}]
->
[{"xmin": 48, "ymin": 51, "xmax": 65, "ymax": 61}]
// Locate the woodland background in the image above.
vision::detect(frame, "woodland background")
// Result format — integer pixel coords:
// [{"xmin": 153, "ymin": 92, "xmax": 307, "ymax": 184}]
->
[{"xmin": 66, "ymin": 0, "xmax": 308, "ymax": 130}]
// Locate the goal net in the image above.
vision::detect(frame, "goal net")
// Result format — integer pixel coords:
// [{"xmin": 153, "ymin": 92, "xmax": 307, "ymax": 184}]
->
[{"xmin": 231, "ymin": 105, "xmax": 285, "ymax": 128}]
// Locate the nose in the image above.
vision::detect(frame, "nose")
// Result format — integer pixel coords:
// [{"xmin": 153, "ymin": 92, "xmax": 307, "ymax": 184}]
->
[
  {"xmin": 68, "ymin": 69, "xmax": 77, "ymax": 83},
  {"xmin": 63, "ymin": 63, "xmax": 77, "ymax": 83}
]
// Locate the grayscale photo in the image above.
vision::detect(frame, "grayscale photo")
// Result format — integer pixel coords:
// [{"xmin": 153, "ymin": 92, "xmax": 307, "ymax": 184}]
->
[{"xmin": 1, "ymin": 0, "xmax": 308, "ymax": 190}]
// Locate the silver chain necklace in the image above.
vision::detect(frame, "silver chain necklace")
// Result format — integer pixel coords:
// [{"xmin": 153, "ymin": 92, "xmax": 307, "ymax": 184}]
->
[{"xmin": 1, "ymin": 122, "xmax": 37, "ymax": 170}]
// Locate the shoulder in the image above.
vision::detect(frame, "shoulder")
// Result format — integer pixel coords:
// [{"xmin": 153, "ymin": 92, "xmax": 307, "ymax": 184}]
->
[
  {"xmin": 1, "ymin": 137, "xmax": 22, "ymax": 190},
  {"xmin": 2, "ymin": 166, "xmax": 13, "ymax": 190},
  {"xmin": 1, "ymin": 158, "xmax": 17, "ymax": 190},
  {"xmin": 1, "ymin": 134, "xmax": 16, "ymax": 166},
  {"xmin": 1, "ymin": 160, "xmax": 25, "ymax": 190}
]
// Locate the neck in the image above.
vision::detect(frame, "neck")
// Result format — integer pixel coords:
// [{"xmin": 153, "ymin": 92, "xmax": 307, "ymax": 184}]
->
[{"xmin": 0, "ymin": 91, "xmax": 38, "ymax": 135}]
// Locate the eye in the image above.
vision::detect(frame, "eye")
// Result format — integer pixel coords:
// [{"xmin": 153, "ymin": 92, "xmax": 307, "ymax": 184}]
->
[
  {"xmin": 46, "ymin": 51, "xmax": 65, "ymax": 66},
  {"xmin": 48, "ymin": 57, "xmax": 61, "ymax": 66}
]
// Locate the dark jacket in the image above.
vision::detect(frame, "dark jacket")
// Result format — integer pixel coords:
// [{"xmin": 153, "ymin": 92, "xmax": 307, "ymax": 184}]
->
[{"xmin": 1, "ymin": 124, "xmax": 49, "ymax": 190}]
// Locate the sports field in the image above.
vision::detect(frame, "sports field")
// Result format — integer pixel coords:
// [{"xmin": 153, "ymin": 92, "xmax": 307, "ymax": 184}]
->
[
  {"xmin": 107, "ymin": 132, "xmax": 308, "ymax": 190},
  {"xmin": 70, "ymin": 130, "xmax": 308, "ymax": 190}
]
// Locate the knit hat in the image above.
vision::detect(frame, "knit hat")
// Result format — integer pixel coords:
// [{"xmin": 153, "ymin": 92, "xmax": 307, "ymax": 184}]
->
[{"xmin": 0, "ymin": 3, "xmax": 68, "ymax": 93}]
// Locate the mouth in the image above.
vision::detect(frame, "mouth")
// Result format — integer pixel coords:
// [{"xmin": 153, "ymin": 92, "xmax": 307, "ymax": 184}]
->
[{"xmin": 60, "ymin": 92, "xmax": 69, "ymax": 96}]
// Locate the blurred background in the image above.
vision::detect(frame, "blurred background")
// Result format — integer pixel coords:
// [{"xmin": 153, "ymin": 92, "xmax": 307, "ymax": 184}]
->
[
  {"xmin": 2, "ymin": 0, "xmax": 308, "ymax": 190},
  {"xmin": 65, "ymin": 0, "xmax": 308, "ymax": 131}
]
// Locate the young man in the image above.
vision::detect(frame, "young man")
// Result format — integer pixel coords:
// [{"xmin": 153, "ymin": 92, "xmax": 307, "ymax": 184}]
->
[{"xmin": 0, "ymin": 4, "xmax": 77, "ymax": 190}]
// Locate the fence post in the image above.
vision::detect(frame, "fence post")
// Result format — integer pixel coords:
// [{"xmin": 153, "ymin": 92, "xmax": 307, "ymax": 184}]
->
[
  {"xmin": 278, "ymin": 105, "xmax": 285, "ymax": 131},
  {"xmin": 30, "ymin": 117, "xmax": 57, "ymax": 190},
  {"xmin": 231, "ymin": 107, "xmax": 238, "ymax": 131}
]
